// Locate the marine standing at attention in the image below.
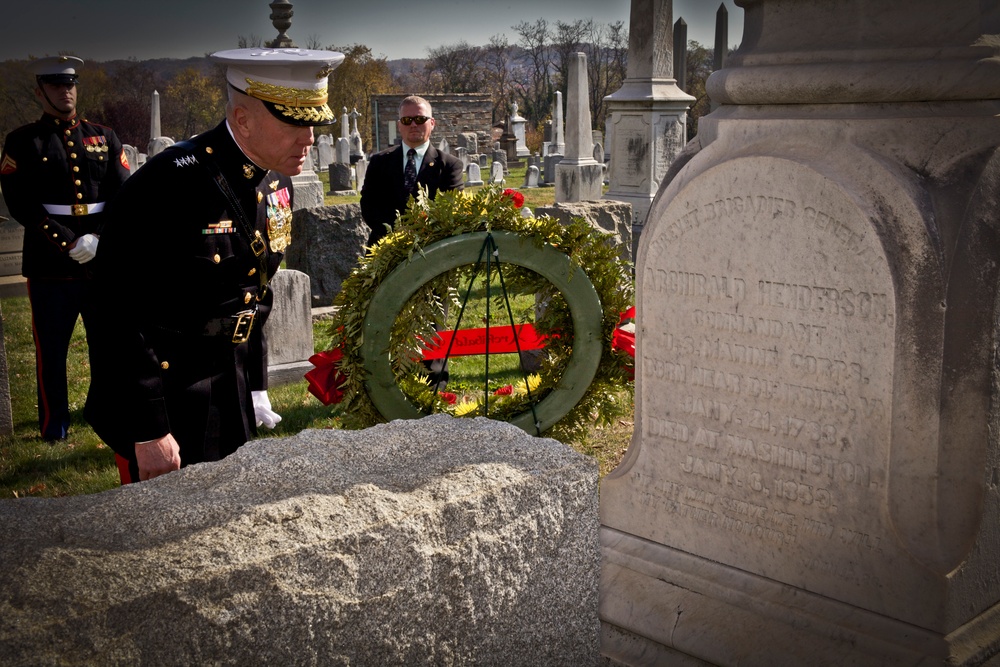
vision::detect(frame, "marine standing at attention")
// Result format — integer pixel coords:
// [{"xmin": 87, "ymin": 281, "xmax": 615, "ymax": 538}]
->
[
  {"xmin": 84, "ymin": 48, "xmax": 344, "ymax": 483},
  {"xmin": 0, "ymin": 55, "xmax": 130, "ymax": 441}
]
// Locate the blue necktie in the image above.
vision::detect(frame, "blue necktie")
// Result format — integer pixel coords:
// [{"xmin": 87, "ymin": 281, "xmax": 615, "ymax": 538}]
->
[{"xmin": 403, "ymin": 148, "xmax": 417, "ymax": 193}]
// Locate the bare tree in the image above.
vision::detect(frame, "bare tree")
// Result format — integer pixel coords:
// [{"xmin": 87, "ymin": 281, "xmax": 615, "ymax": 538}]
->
[
  {"xmin": 583, "ymin": 20, "xmax": 628, "ymax": 131},
  {"xmin": 0, "ymin": 60, "xmax": 50, "ymax": 145},
  {"xmin": 237, "ymin": 34, "xmax": 263, "ymax": 48},
  {"xmin": 551, "ymin": 19, "xmax": 593, "ymax": 96},
  {"xmin": 511, "ymin": 18, "xmax": 554, "ymax": 128},
  {"xmin": 423, "ymin": 41, "xmax": 486, "ymax": 94},
  {"xmin": 482, "ymin": 34, "xmax": 514, "ymax": 124}
]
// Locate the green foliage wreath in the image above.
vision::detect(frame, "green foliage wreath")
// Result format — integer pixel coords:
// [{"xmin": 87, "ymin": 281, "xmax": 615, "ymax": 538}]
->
[{"xmin": 325, "ymin": 185, "xmax": 634, "ymax": 440}]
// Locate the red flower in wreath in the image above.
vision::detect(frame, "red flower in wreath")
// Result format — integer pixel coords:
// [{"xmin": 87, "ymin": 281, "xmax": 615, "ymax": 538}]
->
[
  {"xmin": 502, "ymin": 188, "xmax": 525, "ymax": 209},
  {"xmin": 439, "ymin": 392, "xmax": 458, "ymax": 405},
  {"xmin": 493, "ymin": 384, "xmax": 514, "ymax": 396}
]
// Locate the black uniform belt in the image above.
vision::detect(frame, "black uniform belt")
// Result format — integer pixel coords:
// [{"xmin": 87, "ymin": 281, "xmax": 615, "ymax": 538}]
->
[{"xmin": 202, "ymin": 309, "xmax": 257, "ymax": 343}]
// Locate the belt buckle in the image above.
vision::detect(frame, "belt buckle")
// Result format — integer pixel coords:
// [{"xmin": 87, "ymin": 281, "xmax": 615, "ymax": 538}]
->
[
  {"xmin": 71, "ymin": 204, "xmax": 88, "ymax": 216},
  {"xmin": 251, "ymin": 230, "xmax": 267, "ymax": 257},
  {"xmin": 232, "ymin": 310, "xmax": 255, "ymax": 343}
]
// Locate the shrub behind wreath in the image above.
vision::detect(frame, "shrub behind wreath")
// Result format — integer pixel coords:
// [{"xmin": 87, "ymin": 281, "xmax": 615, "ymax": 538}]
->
[{"xmin": 308, "ymin": 185, "xmax": 635, "ymax": 441}]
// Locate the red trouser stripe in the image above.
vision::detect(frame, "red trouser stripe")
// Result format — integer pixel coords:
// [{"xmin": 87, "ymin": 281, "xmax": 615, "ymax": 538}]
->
[{"xmin": 115, "ymin": 454, "xmax": 134, "ymax": 485}]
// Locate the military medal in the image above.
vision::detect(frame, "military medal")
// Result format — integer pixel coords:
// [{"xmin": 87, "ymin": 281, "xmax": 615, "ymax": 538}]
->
[{"xmin": 265, "ymin": 187, "xmax": 292, "ymax": 253}]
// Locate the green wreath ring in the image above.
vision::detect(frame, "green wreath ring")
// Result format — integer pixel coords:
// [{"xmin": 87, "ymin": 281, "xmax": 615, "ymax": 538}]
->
[
  {"xmin": 324, "ymin": 185, "xmax": 635, "ymax": 440},
  {"xmin": 362, "ymin": 230, "xmax": 603, "ymax": 434}
]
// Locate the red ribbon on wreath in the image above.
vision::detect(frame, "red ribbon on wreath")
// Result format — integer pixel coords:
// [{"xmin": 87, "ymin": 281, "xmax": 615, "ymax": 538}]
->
[
  {"xmin": 305, "ymin": 346, "xmax": 347, "ymax": 405},
  {"xmin": 305, "ymin": 306, "xmax": 637, "ymax": 406}
]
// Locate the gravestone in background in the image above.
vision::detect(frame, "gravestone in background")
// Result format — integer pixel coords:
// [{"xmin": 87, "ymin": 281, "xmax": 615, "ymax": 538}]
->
[
  {"xmin": 262, "ymin": 269, "xmax": 314, "ymax": 386},
  {"xmin": 523, "ymin": 165, "xmax": 540, "ymax": 189},
  {"xmin": 600, "ymin": 1, "xmax": 1000, "ymax": 665},
  {"xmin": 466, "ymin": 162, "xmax": 484, "ymax": 187},
  {"xmin": 489, "ymin": 161, "xmax": 505, "ymax": 185},
  {"xmin": 316, "ymin": 134, "xmax": 334, "ymax": 170},
  {"xmin": 286, "ymin": 204, "xmax": 368, "ymax": 307},
  {"xmin": 0, "ymin": 186, "xmax": 25, "ymax": 297},
  {"xmin": 122, "ymin": 144, "xmax": 140, "ymax": 175},
  {"xmin": 555, "ymin": 53, "xmax": 604, "ymax": 203},
  {"xmin": 327, "ymin": 163, "xmax": 355, "ymax": 196},
  {"xmin": 0, "ymin": 219, "xmax": 22, "ymax": 278}
]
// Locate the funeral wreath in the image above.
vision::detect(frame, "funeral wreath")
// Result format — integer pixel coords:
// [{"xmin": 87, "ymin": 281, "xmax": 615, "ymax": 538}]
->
[{"xmin": 307, "ymin": 185, "xmax": 635, "ymax": 440}]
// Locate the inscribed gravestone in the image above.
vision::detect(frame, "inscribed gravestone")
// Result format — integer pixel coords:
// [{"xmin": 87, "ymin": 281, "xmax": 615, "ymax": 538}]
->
[
  {"xmin": 0, "ymin": 217, "xmax": 22, "ymax": 278},
  {"xmin": 609, "ymin": 160, "xmax": 895, "ymax": 602}
]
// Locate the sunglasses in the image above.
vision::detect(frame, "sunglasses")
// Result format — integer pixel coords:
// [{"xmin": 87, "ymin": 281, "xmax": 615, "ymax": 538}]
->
[{"xmin": 399, "ymin": 115, "xmax": 431, "ymax": 126}]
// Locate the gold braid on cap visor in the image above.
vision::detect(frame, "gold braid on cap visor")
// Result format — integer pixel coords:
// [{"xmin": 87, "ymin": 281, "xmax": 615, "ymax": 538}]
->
[{"xmin": 244, "ymin": 77, "xmax": 335, "ymax": 122}]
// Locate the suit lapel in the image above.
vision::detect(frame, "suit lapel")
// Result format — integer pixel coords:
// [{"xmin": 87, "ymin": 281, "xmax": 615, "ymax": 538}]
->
[{"xmin": 418, "ymin": 146, "xmax": 439, "ymax": 180}]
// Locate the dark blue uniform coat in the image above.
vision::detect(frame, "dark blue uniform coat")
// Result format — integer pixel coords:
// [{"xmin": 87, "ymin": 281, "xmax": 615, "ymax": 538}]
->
[
  {"xmin": 85, "ymin": 121, "xmax": 290, "ymax": 473},
  {"xmin": 0, "ymin": 112, "xmax": 129, "ymax": 439}
]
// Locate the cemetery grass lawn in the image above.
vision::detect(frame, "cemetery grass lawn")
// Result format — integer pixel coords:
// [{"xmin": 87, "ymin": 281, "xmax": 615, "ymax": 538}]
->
[{"xmin": 0, "ymin": 293, "xmax": 632, "ymax": 498}]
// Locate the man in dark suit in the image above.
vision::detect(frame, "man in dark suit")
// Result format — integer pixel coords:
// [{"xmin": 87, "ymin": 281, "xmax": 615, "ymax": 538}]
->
[
  {"xmin": 361, "ymin": 95, "xmax": 465, "ymax": 247},
  {"xmin": 84, "ymin": 48, "xmax": 344, "ymax": 483}
]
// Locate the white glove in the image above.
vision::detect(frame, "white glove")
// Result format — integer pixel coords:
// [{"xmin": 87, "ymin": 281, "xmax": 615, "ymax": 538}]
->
[
  {"xmin": 68, "ymin": 234, "xmax": 99, "ymax": 264},
  {"xmin": 252, "ymin": 390, "xmax": 282, "ymax": 429}
]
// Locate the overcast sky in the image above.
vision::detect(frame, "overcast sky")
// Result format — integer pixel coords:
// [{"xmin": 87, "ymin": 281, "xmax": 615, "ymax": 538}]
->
[{"xmin": 2, "ymin": 0, "xmax": 743, "ymax": 62}]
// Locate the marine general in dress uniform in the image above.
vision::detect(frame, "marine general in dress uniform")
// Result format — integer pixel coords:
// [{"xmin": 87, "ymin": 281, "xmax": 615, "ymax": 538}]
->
[
  {"xmin": 84, "ymin": 48, "xmax": 344, "ymax": 483},
  {"xmin": 0, "ymin": 56, "xmax": 130, "ymax": 441}
]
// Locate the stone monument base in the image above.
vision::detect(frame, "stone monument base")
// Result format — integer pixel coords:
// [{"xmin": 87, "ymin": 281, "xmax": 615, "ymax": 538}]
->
[
  {"xmin": 555, "ymin": 161, "xmax": 605, "ymax": 203},
  {"xmin": 600, "ymin": 529, "xmax": 1000, "ymax": 666}
]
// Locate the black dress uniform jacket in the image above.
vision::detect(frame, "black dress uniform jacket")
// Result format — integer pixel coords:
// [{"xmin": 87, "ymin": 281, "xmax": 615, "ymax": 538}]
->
[
  {"xmin": 85, "ymin": 121, "xmax": 291, "ymax": 466},
  {"xmin": 361, "ymin": 143, "xmax": 464, "ymax": 247},
  {"xmin": 0, "ymin": 112, "xmax": 129, "ymax": 278}
]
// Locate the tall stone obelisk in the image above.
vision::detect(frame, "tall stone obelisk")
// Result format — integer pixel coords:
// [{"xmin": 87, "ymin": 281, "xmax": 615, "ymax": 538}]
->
[
  {"xmin": 600, "ymin": 0, "xmax": 1000, "ymax": 664},
  {"xmin": 554, "ymin": 53, "xmax": 604, "ymax": 203},
  {"xmin": 603, "ymin": 0, "xmax": 694, "ymax": 248},
  {"xmin": 150, "ymin": 90, "xmax": 161, "ymax": 142}
]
